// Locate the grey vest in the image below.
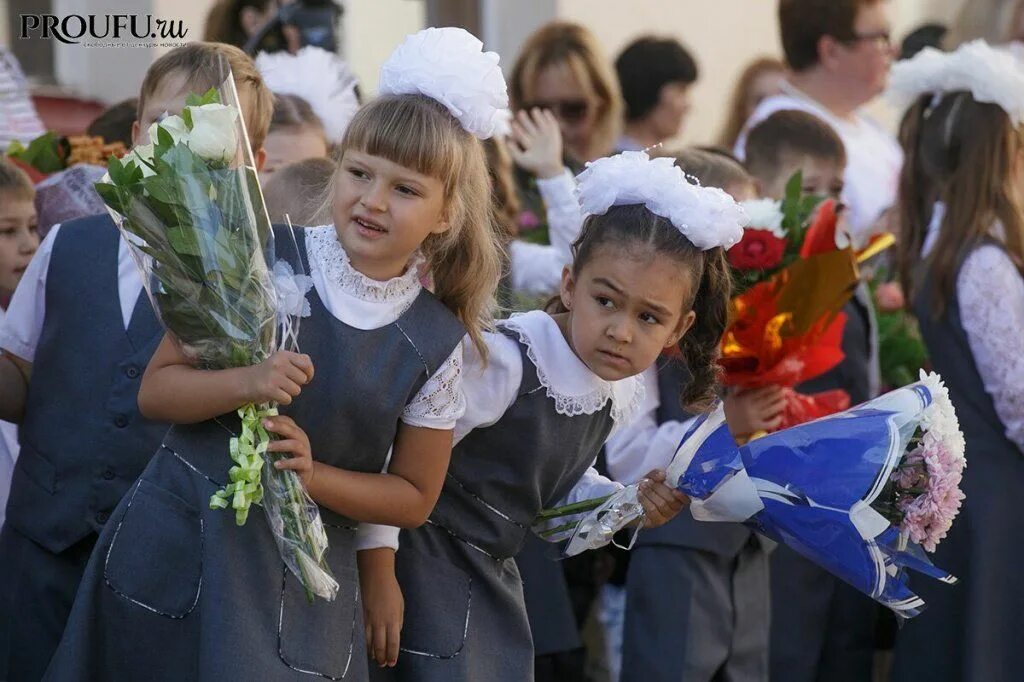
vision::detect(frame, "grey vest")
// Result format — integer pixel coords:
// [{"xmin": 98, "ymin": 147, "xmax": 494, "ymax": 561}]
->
[
  {"xmin": 429, "ymin": 330, "xmax": 615, "ymax": 559},
  {"xmin": 162, "ymin": 228, "xmax": 466, "ymax": 527},
  {"xmin": 635, "ymin": 356, "xmax": 754, "ymax": 556},
  {"xmin": 6, "ymin": 215, "xmax": 166, "ymax": 553}
]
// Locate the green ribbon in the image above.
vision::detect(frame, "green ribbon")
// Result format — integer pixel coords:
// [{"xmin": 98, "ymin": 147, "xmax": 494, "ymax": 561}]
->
[{"xmin": 209, "ymin": 403, "xmax": 276, "ymax": 525}]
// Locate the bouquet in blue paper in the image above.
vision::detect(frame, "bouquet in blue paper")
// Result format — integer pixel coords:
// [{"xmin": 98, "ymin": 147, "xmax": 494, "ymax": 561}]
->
[{"xmin": 558, "ymin": 371, "xmax": 965, "ymax": 618}]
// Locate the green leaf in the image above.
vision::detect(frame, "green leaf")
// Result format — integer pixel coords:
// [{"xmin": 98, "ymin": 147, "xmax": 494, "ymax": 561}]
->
[
  {"xmin": 156, "ymin": 124, "xmax": 175, "ymax": 151},
  {"xmin": 93, "ymin": 182, "xmax": 123, "ymax": 213},
  {"xmin": 107, "ymin": 155, "xmax": 126, "ymax": 185},
  {"xmin": 182, "ymin": 107, "xmax": 193, "ymax": 130},
  {"xmin": 166, "ymin": 226, "xmax": 204, "ymax": 257}
]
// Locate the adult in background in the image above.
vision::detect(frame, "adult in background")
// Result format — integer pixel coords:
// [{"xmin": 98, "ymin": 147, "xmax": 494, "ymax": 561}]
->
[
  {"xmin": 717, "ymin": 57, "xmax": 787, "ymax": 150},
  {"xmin": 614, "ymin": 37, "xmax": 699, "ymax": 152},
  {"xmin": 734, "ymin": 0, "xmax": 902, "ymax": 249}
]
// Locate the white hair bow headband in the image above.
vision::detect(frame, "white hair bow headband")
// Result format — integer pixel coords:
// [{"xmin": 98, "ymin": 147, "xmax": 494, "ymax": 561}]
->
[
  {"xmin": 378, "ymin": 27, "xmax": 512, "ymax": 140},
  {"xmin": 575, "ymin": 151, "xmax": 748, "ymax": 251},
  {"xmin": 887, "ymin": 40, "xmax": 1024, "ymax": 125}
]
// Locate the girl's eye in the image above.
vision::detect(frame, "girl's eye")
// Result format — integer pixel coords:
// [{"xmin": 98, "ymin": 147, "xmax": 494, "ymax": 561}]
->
[
  {"xmin": 395, "ymin": 185, "xmax": 420, "ymax": 197},
  {"xmin": 596, "ymin": 296, "xmax": 614, "ymax": 309},
  {"xmin": 640, "ymin": 312, "xmax": 660, "ymax": 325},
  {"xmin": 347, "ymin": 167, "xmax": 368, "ymax": 180},
  {"xmin": 0, "ymin": 228, "xmax": 14, "ymax": 237}
]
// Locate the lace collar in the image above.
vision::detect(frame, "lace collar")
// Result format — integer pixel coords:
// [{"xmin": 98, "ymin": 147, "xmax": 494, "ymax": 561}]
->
[
  {"xmin": 500, "ymin": 310, "xmax": 644, "ymax": 425},
  {"xmin": 305, "ymin": 225, "xmax": 424, "ymax": 303}
]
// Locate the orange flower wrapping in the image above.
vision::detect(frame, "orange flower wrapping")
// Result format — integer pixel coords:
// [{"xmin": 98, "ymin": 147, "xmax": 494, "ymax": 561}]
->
[{"xmin": 720, "ymin": 272, "xmax": 853, "ymax": 429}]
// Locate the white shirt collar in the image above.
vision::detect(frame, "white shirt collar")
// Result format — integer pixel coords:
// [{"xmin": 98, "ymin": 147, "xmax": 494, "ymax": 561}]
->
[{"xmin": 500, "ymin": 310, "xmax": 644, "ymax": 425}]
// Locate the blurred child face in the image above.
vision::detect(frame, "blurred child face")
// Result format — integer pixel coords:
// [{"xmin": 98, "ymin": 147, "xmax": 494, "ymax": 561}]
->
[
  {"xmin": 649, "ymin": 81, "xmax": 693, "ymax": 140},
  {"xmin": 131, "ymin": 70, "xmax": 266, "ymax": 168},
  {"xmin": 0, "ymin": 194, "xmax": 39, "ymax": 300},
  {"xmin": 332, "ymin": 150, "xmax": 449, "ymax": 280},
  {"xmin": 745, "ymin": 69, "xmax": 786, "ymax": 119},
  {"xmin": 726, "ymin": 180, "xmax": 758, "ymax": 202},
  {"xmin": 760, "ymin": 153, "xmax": 845, "ymax": 201},
  {"xmin": 261, "ymin": 126, "xmax": 329, "ymax": 178},
  {"xmin": 558, "ymin": 245, "xmax": 696, "ymax": 382},
  {"xmin": 527, "ymin": 62, "xmax": 600, "ymax": 162}
]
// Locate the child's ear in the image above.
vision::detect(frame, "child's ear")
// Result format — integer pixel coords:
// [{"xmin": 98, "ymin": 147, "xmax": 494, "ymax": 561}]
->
[
  {"xmin": 131, "ymin": 120, "xmax": 141, "ymax": 148},
  {"xmin": 559, "ymin": 265, "xmax": 576, "ymax": 310},
  {"xmin": 665, "ymin": 310, "xmax": 696, "ymax": 348},
  {"xmin": 254, "ymin": 147, "xmax": 267, "ymax": 172}
]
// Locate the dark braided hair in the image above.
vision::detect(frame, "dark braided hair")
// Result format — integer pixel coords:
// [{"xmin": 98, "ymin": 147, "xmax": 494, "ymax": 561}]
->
[{"xmin": 550, "ymin": 203, "xmax": 732, "ymax": 410}]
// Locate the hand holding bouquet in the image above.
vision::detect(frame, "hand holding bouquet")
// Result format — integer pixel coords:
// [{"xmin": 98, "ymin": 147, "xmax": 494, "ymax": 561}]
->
[{"xmin": 94, "ymin": 75, "xmax": 336, "ymax": 601}]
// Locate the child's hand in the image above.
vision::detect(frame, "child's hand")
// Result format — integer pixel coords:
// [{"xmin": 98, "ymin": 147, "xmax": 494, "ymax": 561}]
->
[
  {"xmin": 266, "ymin": 415, "xmax": 315, "ymax": 486},
  {"xmin": 724, "ymin": 386, "xmax": 786, "ymax": 438},
  {"xmin": 243, "ymin": 350, "xmax": 314, "ymax": 405},
  {"xmin": 359, "ymin": 550, "xmax": 404, "ymax": 668},
  {"xmin": 508, "ymin": 108, "xmax": 564, "ymax": 180},
  {"xmin": 638, "ymin": 470, "xmax": 689, "ymax": 529},
  {"xmin": 875, "ymin": 281, "xmax": 905, "ymax": 312}
]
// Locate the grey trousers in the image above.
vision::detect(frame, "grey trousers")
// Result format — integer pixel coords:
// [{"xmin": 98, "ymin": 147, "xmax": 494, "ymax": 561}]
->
[
  {"xmin": 621, "ymin": 541, "xmax": 770, "ymax": 682},
  {"xmin": 0, "ymin": 526, "xmax": 94, "ymax": 682},
  {"xmin": 768, "ymin": 545, "xmax": 876, "ymax": 682}
]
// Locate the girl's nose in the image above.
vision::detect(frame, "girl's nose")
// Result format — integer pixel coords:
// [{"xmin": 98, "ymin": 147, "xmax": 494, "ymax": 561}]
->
[
  {"xmin": 606, "ymin": 317, "xmax": 632, "ymax": 344},
  {"xmin": 19, "ymin": 228, "xmax": 39, "ymax": 255},
  {"xmin": 360, "ymin": 182, "xmax": 388, "ymax": 212}
]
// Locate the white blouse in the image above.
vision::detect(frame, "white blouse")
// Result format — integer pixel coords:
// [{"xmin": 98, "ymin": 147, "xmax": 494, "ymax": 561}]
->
[
  {"xmin": 367, "ymin": 310, "xmax": 646, "ymax": 549},
  {"xmin": 922, "ymin": 203, "xmax": 1024, "ymax": 451},
  {"xmin": 507, "ymin": 169, "xmax": 584, "ymax": 295},
  {"xmin": 604, "ymin": 365, "xmax": 696, "ymax": 486}
]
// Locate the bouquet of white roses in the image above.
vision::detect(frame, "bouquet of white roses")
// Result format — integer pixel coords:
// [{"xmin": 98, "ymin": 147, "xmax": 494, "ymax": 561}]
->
[{"xmin": 94, "ymin": 73, "xmax": 337, "ymax": 602}]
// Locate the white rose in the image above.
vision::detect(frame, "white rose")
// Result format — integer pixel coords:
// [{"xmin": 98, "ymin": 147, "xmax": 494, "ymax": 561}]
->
[
  {"xmin": 127, "ymin": 144, "xmax": 156, "ymax": 177},
  {"xmin": 739, "ymin": 198, "xmax": 785, "ymax": 238},
  {"xmin": 148, "ymin": 114, "xmax": 190, "ymax": 146},
  {"xmin": 186, "ymin": 103, "xmax": 239, "ymax": 164}
]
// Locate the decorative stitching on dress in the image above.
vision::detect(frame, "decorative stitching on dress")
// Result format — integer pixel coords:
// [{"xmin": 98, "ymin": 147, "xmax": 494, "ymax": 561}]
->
[
  {"xmin": 102, "ymin": 479, "xmax": 204, "ymax": 619},
  {"xmin": 425, "ymin": 519, "xmax": 504, "ymax": 561},
  {"xmin": 399, "ymin": 574, "xmax": 473, "ymax": 660},
  {"xmin": 445, "ymin": 473, "xmax": 526, "ymax": 529},
  {"xmin": 393, "ymin": 320, "xmax": 432, "ymax": 376},
  {"xmin": 276, "ymin": 565, "xmax": 360, "ymax": 679}
]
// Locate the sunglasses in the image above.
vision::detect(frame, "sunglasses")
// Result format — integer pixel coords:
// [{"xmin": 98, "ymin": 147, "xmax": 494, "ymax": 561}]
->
[{"xmin": 520, "ymin": 99, "xmax": 592, "ymax": 123}]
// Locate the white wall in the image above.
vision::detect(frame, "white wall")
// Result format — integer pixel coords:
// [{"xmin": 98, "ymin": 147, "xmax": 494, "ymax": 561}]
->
[{"xmin": 342, "ymin": 0, "xmax": 425, "ymax": 95}]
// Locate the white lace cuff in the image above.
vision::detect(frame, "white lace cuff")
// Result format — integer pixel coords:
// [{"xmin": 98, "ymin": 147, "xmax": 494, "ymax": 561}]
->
[{"xmin": 401, "ymin": 343, "xmax": 466, "ymax": 430}]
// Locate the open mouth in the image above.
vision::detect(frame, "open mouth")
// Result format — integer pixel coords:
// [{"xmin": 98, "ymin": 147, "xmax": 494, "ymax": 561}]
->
[{"xmin": 353, "ymin": 215, "xmax": 387, "ymax": 234}]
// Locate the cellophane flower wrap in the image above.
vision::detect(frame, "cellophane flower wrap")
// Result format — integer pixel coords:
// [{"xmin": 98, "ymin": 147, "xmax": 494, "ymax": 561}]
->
[
  {"xmin": 93, "ymin": 73, "xmax": 338, "ymax": 602},
  {"xmin": 669, "ymin": 370, "xmax": 964, "ymax": 618},
  {"xmin": 555, "ymin": 372, "xmax": 965, "ymax": 618}
]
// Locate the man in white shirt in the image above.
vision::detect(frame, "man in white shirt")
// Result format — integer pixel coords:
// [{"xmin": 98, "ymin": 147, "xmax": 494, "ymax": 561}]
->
[{"xmin": 735, "ymin": 0, "xmax": 903, "ymax": 248}]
